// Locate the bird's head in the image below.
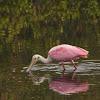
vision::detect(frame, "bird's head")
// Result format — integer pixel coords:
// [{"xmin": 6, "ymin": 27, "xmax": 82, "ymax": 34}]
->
[
  {"xmin": 26, "ymin": 54, "xmax": 40, "ymax": 72},
  {"xmin": 32, "ymin": 54, "xmax": 40, "ymax": 61}
]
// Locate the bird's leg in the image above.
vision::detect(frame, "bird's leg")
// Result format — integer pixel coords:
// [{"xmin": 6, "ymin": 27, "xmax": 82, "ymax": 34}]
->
[
  {"xmin": 71, "ymin": 70, "xmax": 76, "ymax": 80},
  {"xmin": 61, "ymin": 61, "xmax": 65, "ymax": 70},
  {"xmin": 71, "ymin": 60, "xmax": 77, "ymax": 70}
]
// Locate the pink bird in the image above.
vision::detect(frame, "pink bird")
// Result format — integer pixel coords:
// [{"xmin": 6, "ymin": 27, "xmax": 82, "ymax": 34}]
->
[{"xmin": 26, "ymin": 44, "xmax": 89, "ymax": 72}]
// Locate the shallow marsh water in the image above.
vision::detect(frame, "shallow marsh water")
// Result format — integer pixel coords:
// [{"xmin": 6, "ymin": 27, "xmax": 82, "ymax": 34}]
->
[
  {"xmin": 0, "ymin": 58, "xmax": 100, "ymax": 100},
  {"xmin": 0, "ymin": 0, "xmax": 100, "ymax": 100}
]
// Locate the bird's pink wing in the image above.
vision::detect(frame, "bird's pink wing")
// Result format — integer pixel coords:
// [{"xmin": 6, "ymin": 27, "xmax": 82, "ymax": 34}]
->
[{"xmin": 49, "ymin": 45, "xmax": 88, "ymax": 61}]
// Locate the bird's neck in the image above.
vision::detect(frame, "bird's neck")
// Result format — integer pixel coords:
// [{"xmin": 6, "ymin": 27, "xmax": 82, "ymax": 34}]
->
[{"xmin": 40, "ymin": 55, "xmax": 52, "ymax": 63}]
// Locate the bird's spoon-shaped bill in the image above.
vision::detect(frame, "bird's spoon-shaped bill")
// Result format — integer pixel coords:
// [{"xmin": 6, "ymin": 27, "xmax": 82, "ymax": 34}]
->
[{"xmin": 26, "ymin": 59, "xmax": 37, "ymax": 72}]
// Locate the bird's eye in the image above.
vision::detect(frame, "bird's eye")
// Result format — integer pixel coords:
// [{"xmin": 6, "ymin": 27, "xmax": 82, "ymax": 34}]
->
[{"xmin": 38, "ymin": 57, "xmax": 40, "ymax": 59}]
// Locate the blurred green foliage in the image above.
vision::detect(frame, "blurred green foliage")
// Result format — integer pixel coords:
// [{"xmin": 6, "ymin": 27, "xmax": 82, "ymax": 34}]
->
[
  {"xmin": 0, "ymin": 0, "xmax": 100, "ymax": 43},
  {"xmin": 0, "ymin": 0, "xmax": 100, "ymax": 61}
]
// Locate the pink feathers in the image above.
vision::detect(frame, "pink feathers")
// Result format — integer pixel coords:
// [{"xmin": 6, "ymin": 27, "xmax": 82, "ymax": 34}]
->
[{"xmin": 49, "ymin": 44, "xmax": 88, "ymax": 61}]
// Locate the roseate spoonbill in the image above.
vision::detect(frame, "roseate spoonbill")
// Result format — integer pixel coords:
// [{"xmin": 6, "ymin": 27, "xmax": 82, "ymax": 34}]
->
[{"xmin": 26, "ymin": 44, "xmax": 88, "ymax": 72}]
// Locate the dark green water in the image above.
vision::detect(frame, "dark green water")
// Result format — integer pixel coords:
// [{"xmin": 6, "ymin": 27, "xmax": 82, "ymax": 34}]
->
[{"xmin": 0, "ymin": 0, "xmax": 100, "ymax": 100}]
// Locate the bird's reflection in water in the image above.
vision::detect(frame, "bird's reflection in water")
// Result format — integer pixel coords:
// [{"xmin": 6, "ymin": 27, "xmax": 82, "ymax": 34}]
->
[
  {"xmin": 29, "ymin": 71, "xmax": 52, "ymax": 85},
  {"xmin": 29, "ymin": 70, "xmax": 89, "ymax": 95}
]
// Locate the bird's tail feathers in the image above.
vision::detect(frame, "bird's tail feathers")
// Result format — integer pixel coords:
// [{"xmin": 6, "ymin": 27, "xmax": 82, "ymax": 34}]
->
[{"xmin": 80, "ymin": 55, "xmax": 88, "ymax": 58}]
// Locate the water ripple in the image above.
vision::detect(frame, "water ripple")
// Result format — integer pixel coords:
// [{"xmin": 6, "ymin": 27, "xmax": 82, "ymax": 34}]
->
[{"xmin": 23, "ymin": 60, "xmax": 100, "ymax": 74}]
